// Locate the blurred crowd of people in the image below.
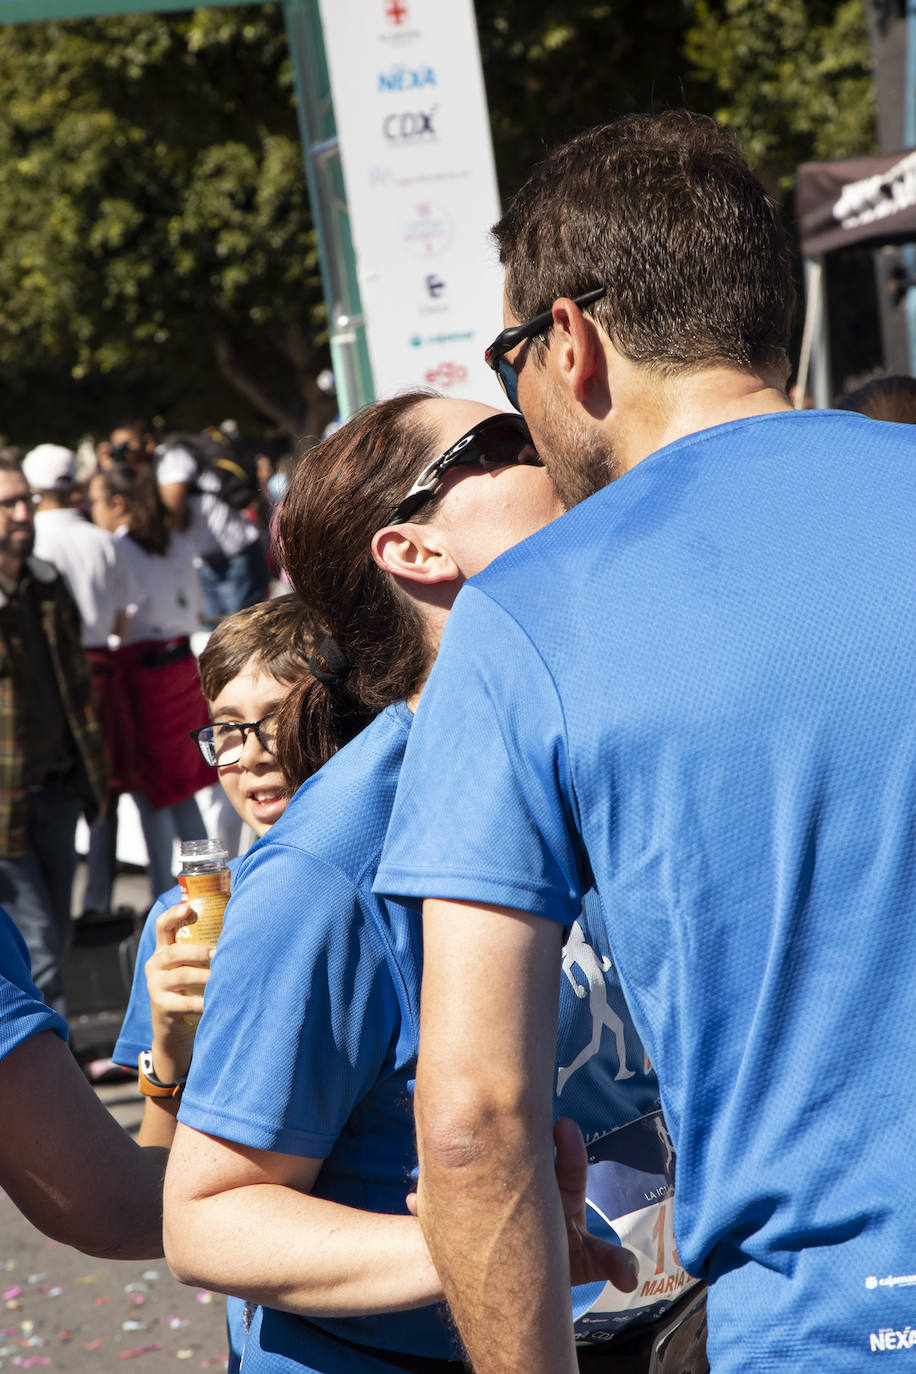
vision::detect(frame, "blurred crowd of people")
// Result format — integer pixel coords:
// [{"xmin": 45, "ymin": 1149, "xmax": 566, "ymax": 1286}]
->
[{"xmin": 0, "ymin": 417, "xmax": 290, "ymax": 1020}]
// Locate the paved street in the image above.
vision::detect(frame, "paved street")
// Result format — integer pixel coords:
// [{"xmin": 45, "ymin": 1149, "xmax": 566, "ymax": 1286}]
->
[{"xmin": 0, "ymin": 1077, "xmax": 230, "ymax": 1373}]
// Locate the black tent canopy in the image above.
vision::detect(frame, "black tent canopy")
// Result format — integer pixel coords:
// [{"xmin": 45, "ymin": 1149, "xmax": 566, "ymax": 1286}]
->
[{"xmin": 795, "ymin": 148, "xmax": 916, "ymax": 405}]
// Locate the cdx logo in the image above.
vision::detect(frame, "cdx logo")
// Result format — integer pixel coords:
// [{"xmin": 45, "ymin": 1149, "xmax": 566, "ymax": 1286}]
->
[{"xmin": 383, "ymin": 107, "xmax": 437, "ymax": 140}]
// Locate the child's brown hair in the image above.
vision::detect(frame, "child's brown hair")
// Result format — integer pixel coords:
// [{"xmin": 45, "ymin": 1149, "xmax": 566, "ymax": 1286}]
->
[{"xmin": 198, "ymin": 595, "xmax": 320, "ymax": 704}]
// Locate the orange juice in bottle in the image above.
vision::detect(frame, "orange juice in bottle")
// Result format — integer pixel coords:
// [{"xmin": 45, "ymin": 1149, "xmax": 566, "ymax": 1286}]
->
[
  {"xmin": 176, "ymin": 838, "xmax": 231, "ymax": 945},
  {"xmin": 176, "ymin": 838, "xmax": 230, "ymax": 1022}
]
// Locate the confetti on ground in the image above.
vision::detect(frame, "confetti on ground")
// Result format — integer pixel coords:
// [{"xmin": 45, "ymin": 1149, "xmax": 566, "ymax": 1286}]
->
[
  {"xmin": 2, "ymin": 1186, "xmax": 228, "ymax": 1371},
  {"xmin": 119, "ymin": 1341, "xmax": 163, "ymax": 1359}
]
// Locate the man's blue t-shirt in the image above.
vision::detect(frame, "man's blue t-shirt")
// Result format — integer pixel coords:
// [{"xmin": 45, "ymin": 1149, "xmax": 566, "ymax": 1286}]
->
[
  {"xmin": 376, "ymin": 410, "xmax": 916, "ymax": 1370},
  {"xmin": 0, "ymin": 906, "xmax": 67, "ymax": 1059}
]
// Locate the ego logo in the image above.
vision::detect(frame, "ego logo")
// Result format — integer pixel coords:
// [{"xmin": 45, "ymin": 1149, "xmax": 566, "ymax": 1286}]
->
[
  {"xmin": 424, "ymin": 361, "xmax": 469, "ymax": 389},
  {"xmin": 378, "ymin": 65, "xmax": 436, "ymax": 93},
  {"xmin": 383, "ymin": 108, "xmax": 437, "ymax": 141}
]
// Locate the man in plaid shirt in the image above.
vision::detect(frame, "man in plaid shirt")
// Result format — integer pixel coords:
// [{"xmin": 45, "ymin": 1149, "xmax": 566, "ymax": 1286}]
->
[{"xmin": 0, "ymin": 455, "xmax": 108, "ymax": 1017}]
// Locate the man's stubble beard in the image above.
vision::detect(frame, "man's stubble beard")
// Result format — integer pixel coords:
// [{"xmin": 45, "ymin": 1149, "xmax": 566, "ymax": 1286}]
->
[
  {"xmin": 537, "ymin": 387, "xmax": 622, "ymax": 511},
  {"xmin": 0, "ymin": 527, "xmax": 34, "ymax": 565}
]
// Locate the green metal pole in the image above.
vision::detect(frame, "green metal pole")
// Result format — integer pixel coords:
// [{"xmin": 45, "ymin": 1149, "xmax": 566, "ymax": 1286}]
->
[{"xmin": 281, "ymin": 0, "xmax": 374, "ymax": 420}]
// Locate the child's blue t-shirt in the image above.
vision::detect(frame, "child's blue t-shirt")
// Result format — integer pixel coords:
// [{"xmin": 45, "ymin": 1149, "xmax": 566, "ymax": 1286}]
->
[
  {"xmin": 113, "ymin": 858, "xmax": 250, "ymax": 1371},
  {"xmin": 0, "ymin": 906, "xmax": 67, "ymax": 1059},
  {"xmin": 177, "ymin": 703, "xmax": 461, "ymax": 1369},
  {"xmin": 376, "ymin": 410, "xmax": 916, "ymax": 1370}
]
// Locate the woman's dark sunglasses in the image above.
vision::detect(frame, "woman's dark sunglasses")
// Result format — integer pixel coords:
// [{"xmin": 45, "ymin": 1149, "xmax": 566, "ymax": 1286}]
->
[
  {"xmin": 390, "ymin": 412, "xmax": 540, "ymax": 524},
  {"xmin": 484, "ymin": 286, "xmax": 607, "ymax": 412}
]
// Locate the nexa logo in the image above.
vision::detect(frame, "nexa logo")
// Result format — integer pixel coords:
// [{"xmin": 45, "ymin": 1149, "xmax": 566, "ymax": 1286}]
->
[
  {"xmin": 378, "ymin": 65, "xmax": 437, "ymax": 93},
  {"xmin": 383, "ymin": 108, "xmax": 437, "ymax": 140}
]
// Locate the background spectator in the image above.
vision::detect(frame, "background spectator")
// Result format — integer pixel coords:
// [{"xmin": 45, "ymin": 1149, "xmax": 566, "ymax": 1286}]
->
[
  {"xmin": 0, "ymin": 455, "xmax": 108, "ymax": 1016},
  {"xmin": 88, "ymin": 464, "xmax": 211, "ymax": 903},
  {"xmin": 23, "ymin": 442, "xmax": 139, "ymax": 917},
  {"xmin": 836, "ymin": 374, "xmax": 916, "ymax": 423}
]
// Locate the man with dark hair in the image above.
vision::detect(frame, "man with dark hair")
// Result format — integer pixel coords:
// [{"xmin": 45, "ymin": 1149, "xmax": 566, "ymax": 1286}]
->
[
  {"xmin": 376, "ymin": 112, "xmax": 916, "ymax": 1371},
  {"xmin": 0, "ymin": 456, "xmax": 108, "ymax": 1016}
]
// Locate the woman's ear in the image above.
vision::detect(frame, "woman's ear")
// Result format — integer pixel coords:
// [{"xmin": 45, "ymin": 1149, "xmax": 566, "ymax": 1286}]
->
[{"xmin": 370, "ymin": 523, "xmax": 461, "ymax": 587}]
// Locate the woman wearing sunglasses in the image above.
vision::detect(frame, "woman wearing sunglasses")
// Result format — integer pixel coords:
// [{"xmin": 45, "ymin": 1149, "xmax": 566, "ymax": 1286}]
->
[{"xmin": 162, "ymin": 392, "xmax": 663, "ymax": 1374}]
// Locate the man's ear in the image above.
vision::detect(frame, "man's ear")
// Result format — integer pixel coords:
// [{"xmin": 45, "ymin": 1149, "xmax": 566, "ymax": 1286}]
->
[
  {"xmin": 370, "ymin": 523, "xmax": 461, "ymax": 587},
  {"xmin": 550, "ymin": 298, "xmax": 608, "ymax": 411}
]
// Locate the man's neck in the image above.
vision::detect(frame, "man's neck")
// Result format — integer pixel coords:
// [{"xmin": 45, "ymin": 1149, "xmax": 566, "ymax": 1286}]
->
[{"xmin": 615, "ymin": 364, "xmax": 793, "ymax": 472}]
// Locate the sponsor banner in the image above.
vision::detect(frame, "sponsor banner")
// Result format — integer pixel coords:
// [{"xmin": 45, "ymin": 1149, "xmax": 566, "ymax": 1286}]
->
[
  {"xmin": 318, "ymin": 0, "xmax": 506, "ymax": 406},
  {"xmin": 573, "ymin": 1110, "xmax": 701, "ymax": 1343},
  {"xmin": 797, "ymin": 149, "xmax": 916, "ymax": 257}
]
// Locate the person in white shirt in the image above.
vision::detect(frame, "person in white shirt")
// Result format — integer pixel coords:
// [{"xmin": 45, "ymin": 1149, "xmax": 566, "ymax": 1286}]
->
[
  {"xmin": 155, "ymin": 433, "xmax": 269, "ymax": 626},
  {"xmin": 108, "ymin": 422, "xmax": 269, "ymax": 626},
  {"xmin": 22, "ymin": 443, "xmax": 139, "ymax": 918},
  {"xmin": 23, "ymin": 444, "xmax": 136, "ymax": 651},
  {"xmin": 88, "ymin": 464, "xmax": 212, "ymax": 904}
]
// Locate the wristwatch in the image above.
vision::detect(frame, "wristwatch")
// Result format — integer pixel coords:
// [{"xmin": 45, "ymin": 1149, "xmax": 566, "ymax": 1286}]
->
[{"xmin": 137, "ymin": 1049, "xmax": 186, "ymax": 1099}]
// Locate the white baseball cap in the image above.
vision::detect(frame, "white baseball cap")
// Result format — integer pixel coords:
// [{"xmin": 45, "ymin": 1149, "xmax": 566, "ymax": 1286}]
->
[{"xmin": 22, "ymin": 443, "xmax": 77, "ymax": 491}]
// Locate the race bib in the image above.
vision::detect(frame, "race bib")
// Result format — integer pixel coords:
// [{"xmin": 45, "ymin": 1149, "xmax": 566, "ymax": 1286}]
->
[{"xmin": 573, "ymin": 1110, "xmax": 700, "ymax": 1343}]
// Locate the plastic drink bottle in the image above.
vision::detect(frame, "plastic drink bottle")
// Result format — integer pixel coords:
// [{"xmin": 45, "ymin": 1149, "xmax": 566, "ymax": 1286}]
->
[
  {"xmin": 176, "ymin": 838, "xmax": 230, "ymax": 1023},
  {"xmin": 176, "ymin": 838, "xmax": 231, "ymax": 945}
]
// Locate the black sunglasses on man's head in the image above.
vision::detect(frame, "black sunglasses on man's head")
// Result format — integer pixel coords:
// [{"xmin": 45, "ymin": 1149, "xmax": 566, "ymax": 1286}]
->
[
  {"xmin": 390, "ymin": 412, "xmax": 538, "ymax": 525},
  {"xmin": 484, "ymin": 286, "xmax": 607, "ymax": 412}
]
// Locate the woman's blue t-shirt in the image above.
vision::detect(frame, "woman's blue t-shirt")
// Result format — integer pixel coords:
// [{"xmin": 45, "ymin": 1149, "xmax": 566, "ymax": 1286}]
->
[{"xmin": 175, "ymin": 701, "xmax": 666, "ymax": 1371}]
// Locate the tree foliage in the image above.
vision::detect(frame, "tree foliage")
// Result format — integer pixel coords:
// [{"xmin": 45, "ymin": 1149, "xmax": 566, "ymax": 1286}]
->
[
  {"xmin": 0, "ymin": 5, "xmax": 333, "ymax": 442},
  {"xmin": 684, "ymin": 0, "xmax": 875, "ymax": 188},
  {"xmin": 474, "ymin": 1, "xmax": 706, "ymax": 199}
]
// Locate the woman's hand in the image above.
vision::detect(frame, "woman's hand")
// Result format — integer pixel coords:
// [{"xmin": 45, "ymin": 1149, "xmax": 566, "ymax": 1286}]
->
[
  {"xmin": 407, "ymin": 1118, "xmax": 640, "ymax": 1292},
  {"xmin": 145, "ymin": 903, "xmax": 214, "ymax": 1085},
  {"xmin": 552, "ymin": 1117, "xmax": 639, "ymax": 1291}
]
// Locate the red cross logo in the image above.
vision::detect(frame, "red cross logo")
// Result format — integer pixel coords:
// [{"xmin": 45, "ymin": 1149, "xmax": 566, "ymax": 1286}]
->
[{"xmin": 385, "ymin": 0, "xmax": 408, "ymax": 24}]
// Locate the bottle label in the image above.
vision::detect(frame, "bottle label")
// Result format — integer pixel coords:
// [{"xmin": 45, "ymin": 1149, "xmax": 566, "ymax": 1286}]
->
[{"xmin": 177, "ymin": 869, "xmax": 231, "ymax": 945}]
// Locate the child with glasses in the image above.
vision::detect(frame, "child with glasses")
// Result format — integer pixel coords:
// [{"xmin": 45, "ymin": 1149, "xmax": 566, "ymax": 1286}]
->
[{"xmin": 112, "ymin": 594, "xmax": 321, "ymax": 1369}]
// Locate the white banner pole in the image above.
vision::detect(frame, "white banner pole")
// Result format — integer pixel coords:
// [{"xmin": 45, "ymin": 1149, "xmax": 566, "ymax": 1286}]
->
[{"xmin": 317, "ymin": 0, "xmax": 507, "ymax": 408}]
